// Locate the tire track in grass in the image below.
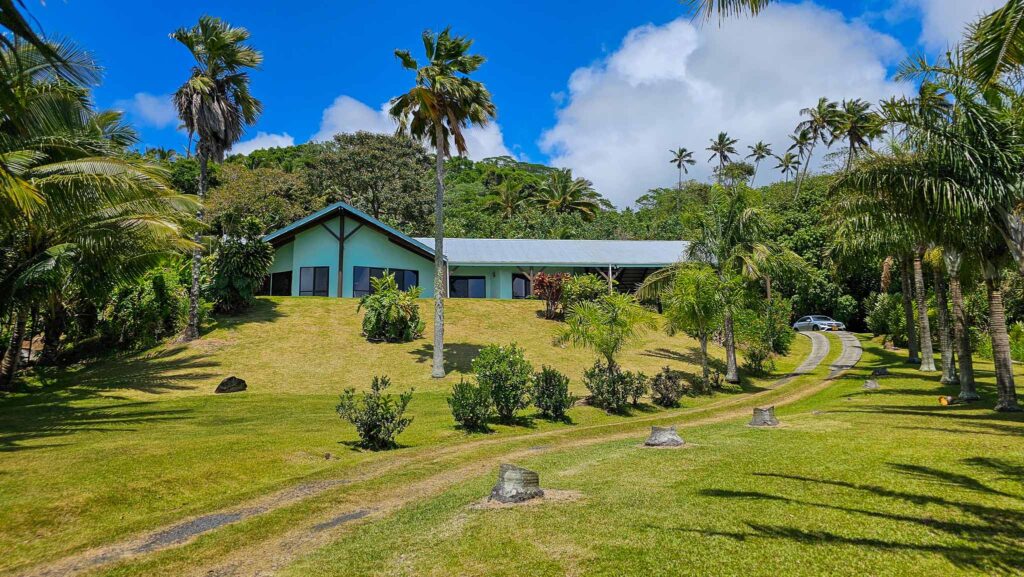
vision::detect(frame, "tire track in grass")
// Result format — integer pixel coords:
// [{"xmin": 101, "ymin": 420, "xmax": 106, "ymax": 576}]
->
[{"xmin": 19, "ymin": 334, "xmax": 847, "ymax": 577}]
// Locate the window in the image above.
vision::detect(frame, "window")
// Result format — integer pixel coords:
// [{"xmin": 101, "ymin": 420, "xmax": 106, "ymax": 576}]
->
[
  {"xmin": 264, "ymin": 271, "xmax": 292, "ymax": 296},
  {"xmin": 512, "ymin": 274, "xmax": 531, "ymax": 299},
  {"xmin": 352, "ymin": 266, "xmax": 419, "ymax": 297},
  {"xmin": 450, "ymin": 276, "xmax": 486, "ymax": 298},
  {"xmin": 299, "ymin": 267, "xmax": 329, "ymax": 296}
]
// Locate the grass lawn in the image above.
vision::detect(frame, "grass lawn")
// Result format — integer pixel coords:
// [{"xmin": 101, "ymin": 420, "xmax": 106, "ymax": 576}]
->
[
  {"xmin": 275, "ymin": 337, "xmax": 1024, "ymax": 577},
  {"xmin": 0, "ymin": 297, "xmax": 807, "ymax": 575}
]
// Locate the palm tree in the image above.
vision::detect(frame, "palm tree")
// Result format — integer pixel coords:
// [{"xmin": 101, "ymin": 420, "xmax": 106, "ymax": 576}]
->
[
  {"xmin": 483, "ymin": 178, "xmax": 529, "ymax": 218},
  {"xmin": 830, "ymin": 99, "xmax": 883, "ymax": 169},
  {"xmin": 389, "ymin": 27, "xmax": 497, "ymax": 378},
  {"xmin": 663, "ymin": 265, "xmax": 724, "ymax": 381},
  {"xmin": 795, "ymin": 97, "xmax": 838, "ymax": 188},
  {"xmin": 745, "ymin": 141, "xmax": 772, "ymax": 185},
  {"xmin": 683, "ymin": 0, "xmax": 778, "ymax": 21},
  {"xmin": 534, "ymin": 168, "xmax": 601, "ymax": 219},
  {"xmin": 707, "ymin": 131, "xmax": 738, "ymax": 184},
  {"xmin": 773, "ymin": 152, "xmax": 800, "ymax": 186},
  {"xmin": 172, "ymin": 16, "xmax": 263, "ymax": 342},
  {"xmin": 669, "ymin": 147, "xmax": 696, "ymax": 189},
  {"xmin": 965, "ymin": 0, "xmax": 1024, "ymax": 84},
  {"xmin": 555, "ymin": 293, "xmax": 658, "ymax": 373}
]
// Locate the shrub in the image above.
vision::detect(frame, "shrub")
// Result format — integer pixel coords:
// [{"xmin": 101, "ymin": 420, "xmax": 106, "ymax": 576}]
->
[
  {"xmin": 583, "ymin": 361, "xmax": 647, "ymax": 413},
  {"xmin": 651, "ymin": 367, "xmax": 687, "ymax": 407},
  {"xmin": 209, "ymin": 220, "xmax": 274, "ymax": 314},
  {"xmin": 101, "ymin": 267, "xmax": 188, "ymax": 349},
  {"xmin": 472, "ymin": 343, "xmax": 533, "ymax": 423},
  {"xmin": 448, "ymin": 379, "xmax": 494, "ymax": 432},
  {"xmin": 335, "ymin": 376, "xmax": 413, "ymax": 450},
  {"xmin": 561, "ymin": 274, "xmax": 608, "ymax": 310},
  {"xmin": 865, "ymin": 292, "xmax": 907, "ymax": 347},
  {"xmin": 358, "ymin": 272, "xmax": 424, "ymax": 342},
  {"xmin": 533, "ymin": 272, "xmax": 569, "ymax": 319},
  {"xmin": 736, "ymin": 298, "xmax": 795, "ymax": 375},
  {"xmin": 532, "ymin": 366, "xmax": 577, "ymax": 420}
]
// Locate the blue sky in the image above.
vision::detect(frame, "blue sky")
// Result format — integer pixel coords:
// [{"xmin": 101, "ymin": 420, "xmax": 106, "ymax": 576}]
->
[{"xmin": 31, "ymin": 0, "xmax": 1002, "ymax": 205}]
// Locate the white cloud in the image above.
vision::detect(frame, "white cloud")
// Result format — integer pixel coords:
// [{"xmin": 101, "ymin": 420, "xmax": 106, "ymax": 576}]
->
[
  {"xmin": 229, "ymin": 131, "xmax": 295, "ymax": 156},
  {"xmin": 539, "ymin": 3, "xmax": 911, "ymax": 207},
  {"xmin": 901, "ymin": 0, "xmax": 1002, "ymax": 51},
  {"xmin": 311, "ymin": 94, "xmax": 513, "ymax": 161},
  {"xmin": 115, "ymin": 92, "xmax": 177, "ymax": 129}
]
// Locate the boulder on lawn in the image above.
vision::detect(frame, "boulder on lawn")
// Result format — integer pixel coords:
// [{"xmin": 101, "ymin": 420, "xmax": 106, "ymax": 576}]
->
[
  {"xmin": 871, "ymin": 368, "xmax": 890, "ymax": 377},
  {"xmin": 863, "ymin": 379, "xmax": 881, "ymax": 390},
  {"xmin": 489, "ymin": 464, "xmax": 544, "ymax": 504},
  {"xmin": 644, "ymin": 426, "xmax": 685, "ymax": 447},
  {"xmin": 749, "ymin": 406, "xmax": 779, "ymax": 427},
  {"xmin": 215, "ymin": 376, "xmax": 247, "ymax": 394}
]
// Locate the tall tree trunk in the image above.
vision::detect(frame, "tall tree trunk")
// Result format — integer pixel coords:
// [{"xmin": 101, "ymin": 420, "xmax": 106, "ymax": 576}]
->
[
  {"xmin": 184, "ymin": 150, "xmax": 207, "ymax": 341},
  {"xmin": 39, "ymin": 298, "xmax": 66, "ymax": 366},
  {"xmin": 699, "ymin": 335, "xmax": 710, "ymax": 381},
  {"xmin": 932, "ymin": 266, "xmax": 957, "ymax": 385},
  {"xmin": 913, "ymin": 250, "xmax": 936, "ymax": 371},
  {"xmin": 0, "ymin": 309, "xmax": 26, "ymax": 389},
  {"xmin": 724, "ymin": 308, "xmax": 739, "ymax": 383},
  {"xmin": 900, "ymin": 256, "xmax": 920, "ymax": 363},
  {"xmin": 431, "ymin": 124, "xmax": 446, "ymax": 378},
  {"xmin": 985, "ymin": 271, "xmax": 1021, "ymax": 412},
  {"xmin": 945, "ymin": 251, "xmax": 977, "ymax": 400}
]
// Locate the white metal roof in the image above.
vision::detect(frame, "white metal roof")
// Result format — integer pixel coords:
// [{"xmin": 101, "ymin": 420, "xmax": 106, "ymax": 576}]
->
[{"xmin": 413, "ymin": 238, "xmax": 690, "ymax": 267}]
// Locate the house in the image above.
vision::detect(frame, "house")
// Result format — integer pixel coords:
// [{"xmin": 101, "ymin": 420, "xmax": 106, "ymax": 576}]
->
[{"xmin": 261, "ymin": 201, "xmax": 689, "ymax": 299}]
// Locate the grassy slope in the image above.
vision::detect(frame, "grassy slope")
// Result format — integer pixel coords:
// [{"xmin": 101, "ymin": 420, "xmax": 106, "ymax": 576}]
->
[
  {"xmin": 0, "ymin": 298, "xmax": 807, "ymax": 574},
  {"xmin": 279, "ymin": 337, "xmax": 1024, "ymax": 577}
]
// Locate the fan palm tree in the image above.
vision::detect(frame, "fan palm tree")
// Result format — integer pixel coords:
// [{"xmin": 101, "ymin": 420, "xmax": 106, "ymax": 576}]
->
[
  {"xmin": 669, "ymin": 147, "xmax": 696, "ymax": 189},
  {"xmin": 745, "ymin": 141, "xmax": 772, "ymax": 185},
  {"xmin": 830, "ymin": 99, "xmax": 883, "ymax": 169},
  {"xmin": 389, "ymin": 27, "xmax": 497, "ymax": 378},
  {"xmin": 534, "ymin": 168, "xmax": 602, "ymax": 219},
  {"xmin": 172, "ymin": 16, "xmax": 263, "ymax": 341},
  {"xmin": 707, "ymin": 131, "xmax": 738, "ymax": 184}
]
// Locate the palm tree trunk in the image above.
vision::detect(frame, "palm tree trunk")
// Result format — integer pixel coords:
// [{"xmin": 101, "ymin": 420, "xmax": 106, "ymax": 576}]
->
[
  {"xmin": 699, "ymin": 335, "xmax": 710, "ymax": 381},
  {"xmin": 431, "ymin": 124, "xmax": 447, "ymax": 378},
  {"xmin": 932, "ymin": 266, "xmax": 956, "ymax": 385},
  {"xmin": 723, "ymin": 307, "xmax": 739, "ymax": 383},
  {"xmin": 1, "ymin": 309, "xmax": 26, "ymax": 389},
  {"xmin": 39, "ymin": 298, "xmax": 66, "ymax": 366},
  {"xmin": 184, "ymin": 150, "xmax": 207, "ymax": 341},
  {"xmin": 985, "ymin": 272, "xmax": 1021, "ymax": 411},
  {"xmin": 945, "ymin": 254, "xmax": 977, "ymax": 400},
  {"xmin": 900, "ymin": 256, "xmax": 920, "ymax": 363},
  {"xmin": 913, "ymin": 251, "xmax": 936, "ymax": 371}
]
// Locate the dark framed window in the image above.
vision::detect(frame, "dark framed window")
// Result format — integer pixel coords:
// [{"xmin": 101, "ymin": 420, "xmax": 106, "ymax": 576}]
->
[
  {"xmin": 450, "ymin": 276, "xmax": 486, "ymax": 298},
  {"xmin": 352, "ymin": 266, "xmax": 419, "ymax": 297},
  {"xmin": 270, "ymin": 271, "xmax": 292, "ymax": 296},
  {"xmin": 299, "ymin": 266, "xmax": 329, "ymax": 296},
  {"xmin": 512, "ymin": 273, "xmax": 531, "ymax": 299}
]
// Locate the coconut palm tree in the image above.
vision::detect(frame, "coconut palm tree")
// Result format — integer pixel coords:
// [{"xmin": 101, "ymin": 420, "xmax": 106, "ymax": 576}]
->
[
  {"xmin": 534, "ymin": 168, "xmax": 602, "ymax": 219},
  {"xmin": 389, "ymin": 27, "xmax": 497, "ymax": 378},
  {"xmin": 707, "ymin": 131, "xmax": 738, "ymax": 184},
  {"xmin": 483, "ymin": 178, "xmax": 529, "ymax": 218},
  {"xmin": 172, "ymin": 16, "xmax": 263, "ymax": 342},
  {"xmin": 683, "ymin": 0, "xmax": 778, "ymax": 20},
  {"xmin": 830, "ymin": 99, "xmax": 883, "ymax": 169},
  {"xmin": 795, "ymin": 97, "xmax": 838, "ymax": 187},
  {"xmin": 965, "ymin": 0, "xmax": 1024, "ymax": 85},
  {"xmin": 773, "ymin": 152, "xmax": 800, "ymax": 186},
  {"xmin": 745, "ymin": 141, "xmax": 772, "ymax": 185},
  {"xmin": 669, "ymin": 147, "xmax": 696, "ymax": 189}
]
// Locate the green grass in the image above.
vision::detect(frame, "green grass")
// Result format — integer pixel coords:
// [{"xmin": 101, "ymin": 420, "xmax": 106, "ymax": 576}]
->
[
  {"xmin": 0, "ymin": 297, "xmax": 805, "ymax": 574},
  {"xmin": 277, "ymin": 336, "xmax": 1024, "ymax": 577}
]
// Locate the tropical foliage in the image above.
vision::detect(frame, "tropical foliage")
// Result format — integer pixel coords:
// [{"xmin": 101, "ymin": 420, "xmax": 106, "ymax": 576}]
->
[{"xmin": 357, "ymin": 273, "xmax": 425, "ymax": 343}]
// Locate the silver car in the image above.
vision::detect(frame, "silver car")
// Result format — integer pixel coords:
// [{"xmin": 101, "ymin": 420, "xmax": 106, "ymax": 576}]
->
[{"xmin": 792, "ymin": 315, "xmax": 845, "ymax": 331}]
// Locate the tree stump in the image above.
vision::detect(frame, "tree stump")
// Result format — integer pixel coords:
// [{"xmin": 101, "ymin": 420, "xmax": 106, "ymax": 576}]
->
[
  {"xmin": 489, "ymin": 464, "xmax": 544, "ymax": 503},
  {"xmin": 863, "ymin": 379, "xmax": 881, "ymax": 390},
  {"xmin": 749, "ymin": 406, "xmax": 779, "ymax": 427},
  {"xmin": 871, "ymin": 368, "xmax": 889, "ymax": 377},
  {"xmin": 644, "ymin": 426, "xmax": 684, "ymax": 447},
  {"xmin": 215, "ymin": 376, "xmax": 247, "ymax": 394}
]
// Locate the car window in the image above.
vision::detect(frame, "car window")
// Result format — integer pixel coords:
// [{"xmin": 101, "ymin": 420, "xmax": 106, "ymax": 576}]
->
[
  {"xmin": 812, "ymin": 316, "xmax": 832, "ymax": 321},
  {"xmin": 798, "ymin": 317, "xmax": 809, "ymax": 322}
]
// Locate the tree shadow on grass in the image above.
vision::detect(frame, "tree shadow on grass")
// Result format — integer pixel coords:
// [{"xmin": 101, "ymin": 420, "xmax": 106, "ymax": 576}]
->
[
  {"xmin": 205, "ymin": 298, "xmax": 285, "ymax": 332},
  {"xmin": 0, "ymin": 349, "xmax": 218, "ymax": 452},
  {"xmin": 408, "ymin": 342, "xmax": 485, "ymax": 374},
  {"xmin": 670, "ymin": 461, "xmax": 1024, "ymax": 575}
]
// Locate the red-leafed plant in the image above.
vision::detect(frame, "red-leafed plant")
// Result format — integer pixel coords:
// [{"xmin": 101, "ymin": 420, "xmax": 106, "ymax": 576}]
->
[{"xmin": 533, "ymin": 272, "xmax": 570, "ymax": 319}]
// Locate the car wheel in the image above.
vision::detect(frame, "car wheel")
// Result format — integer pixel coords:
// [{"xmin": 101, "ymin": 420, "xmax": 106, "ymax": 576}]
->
[{"xmin": 812, "ymin": 325, "xmax": 821, "ymax": 331}]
